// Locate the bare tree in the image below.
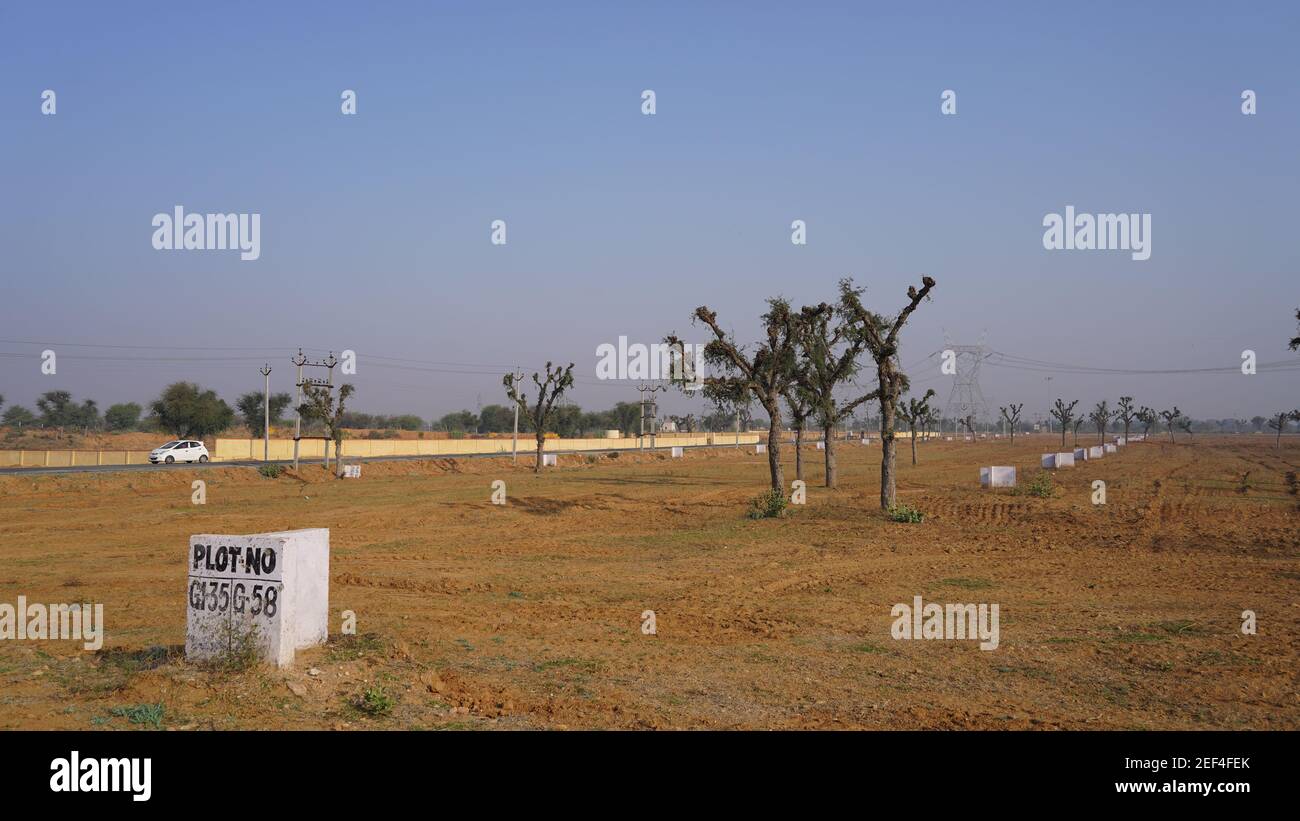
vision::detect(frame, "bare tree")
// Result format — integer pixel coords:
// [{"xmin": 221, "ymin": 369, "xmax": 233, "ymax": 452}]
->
[
  {"xmin": 671, "ymin": 300, "xmax": 798, "ymax": 492},
  {"xmin": 1071, "ymin": 417, "xmax": 1084, "ymax": 446},
  {"xmin": 1289, "ymin": 308, "xmax": 1299, "ymax": 351},
  {"xmin": 1178, "ymin": 417, "xmax": 1194, "ymax": 441},
  {"xmin": 1116, "ymin": 396, "xmax": 1137, "ymax": 443},
  {"xmin": 1089, "ymin": 400, "xmax": 1114, "ymax": 444},
  {"xmin": 783, "ymin": 384, "xmax": 814, "ymax": 482},
  {"xmin": 1050, "ymin": 399, "xmax": 1078, "ymax": 449},
  {"xmin": 839, "ymin": 275, "xmax": 937, "ymax": 510},
  {"xmin": 961, "ymin": 414, "xmax": 976, "ymax": 438},
  {"xmin": 792, "ymin": 298, "xmax": 878, "ymax": 488},
  {"xmin": 924, "ymin": 408, "xmax": 940, "ymax": 442},
  {"xmin": 899, "ymin": 390, "xmax": 937, "ymax": 465},
  {"xmin": 1159, "ymin": 407, "xmax": 1182, "ymax": 444},
  {"xmin": 504, "ymin": 362, "xmax": 576, "ymax": 473},
  {"xmin": 1267, "ymin": 410, "xmax": 1300, "ymax": 449},
  {"xmin": 999, "ymin": 403, "xmax": 1023, "ymax": 444},
  {"xmin": 298, "ymin": 382, "xmax": 355, "ymax": 475},
  {"xmin": 1137, "ymin": 406, "xmax": 1157, "ymax": 438}
]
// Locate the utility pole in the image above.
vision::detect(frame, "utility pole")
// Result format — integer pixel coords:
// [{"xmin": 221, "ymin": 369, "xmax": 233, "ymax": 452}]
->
[
  {"xmin": 292, "ymin": 350, "xmax": 306, "ymax": 471},
  {"xmin": 511, "ymin": 367, "xmax": 523, "ymax": 465},
  {"xmin": 259, "ymin": 364, "xmax": 272, "ymax": 462},
  {"xmin": 636, "ymin": 384, "xmax": 666, "ymax": 452},
  {"xmin": 292, "ymin": 349, "xmax": 338, "ymax": 472}
]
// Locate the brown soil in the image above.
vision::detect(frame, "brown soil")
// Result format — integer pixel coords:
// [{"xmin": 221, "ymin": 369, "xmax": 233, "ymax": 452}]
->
[{"xmin": 0, "ymin": 436, "xmax": 1296, "ymax": 730}]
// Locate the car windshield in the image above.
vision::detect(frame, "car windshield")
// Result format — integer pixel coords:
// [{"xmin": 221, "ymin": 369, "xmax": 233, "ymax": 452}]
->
[{"xmin": 161, "ymin": 441, "xmax": 180, "ymax": 448}]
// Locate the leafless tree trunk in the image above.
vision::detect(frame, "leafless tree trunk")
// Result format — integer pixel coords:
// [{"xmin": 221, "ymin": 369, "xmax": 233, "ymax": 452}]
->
[
  {"xmin": 879, "ymin": 365, "xmax": 899, "ymax": 509},
  {"xmin": 767, "ymin": 408, "xmax": 784, "ymax": 492},
  {"xmin": 794, "ymin": 425, "xmax": 804, "ymax": 481},
  {"xmin": 822, "ymin": 422, "xmax": 836, "ymax": 487}
]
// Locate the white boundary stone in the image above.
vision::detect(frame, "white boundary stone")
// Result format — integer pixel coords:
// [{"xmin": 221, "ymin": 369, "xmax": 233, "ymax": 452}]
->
[{"xmin": 186, "ymin": 529, "xmax": 329, "ymax": 668}]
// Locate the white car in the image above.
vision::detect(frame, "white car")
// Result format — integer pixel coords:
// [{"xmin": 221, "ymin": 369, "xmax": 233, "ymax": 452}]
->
[{"xmin": 149, "ymin": 440, "xmax": 210, "ymax": 464}]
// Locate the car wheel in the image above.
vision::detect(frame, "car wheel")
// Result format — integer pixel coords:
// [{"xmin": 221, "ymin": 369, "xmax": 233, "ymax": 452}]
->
[
  {"xmin": 165, "ymin": 455, "xmax": 174, "ymax": 464},
  {"xmin": 199, "ymin": 455, "xmax": 208, "ymax": 463}
]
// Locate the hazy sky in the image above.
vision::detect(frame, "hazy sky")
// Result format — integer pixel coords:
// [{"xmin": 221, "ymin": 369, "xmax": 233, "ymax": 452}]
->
[{"xmin": 2, "ymin": 1, "xmax": 1297, "ymax": 423}]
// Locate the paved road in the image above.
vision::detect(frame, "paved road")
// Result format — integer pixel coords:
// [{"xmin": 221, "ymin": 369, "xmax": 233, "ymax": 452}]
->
[{"xmin": 0, "ymin": 442, "xmax": 755, "ymax": 477}]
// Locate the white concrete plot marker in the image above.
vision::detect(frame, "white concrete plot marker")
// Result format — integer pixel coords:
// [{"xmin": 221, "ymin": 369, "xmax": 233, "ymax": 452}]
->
[
  {"xmin": 1054, "ymin": 452, "xmax": 1076, "ymax": 467},
  {"xmin": 1104, "ymin": 443, "xmax": 1117, "ymax": 454},
  {"xmin": 542, "ymin": 453, "xmax": 558, "ymax": 467},
  {"xmin": 1040, "ymin": 453, "xmax": 1057, "ymax": 469},
  {"xmin": 670, "ymin": 446, "xmax": 683, "ymax": 458},
  {"xmin": 1088, "ymin": 445, "xmax": 1104, "ymax": 459},
  {"xmin": 186, "ymin": 529, "xmax": 329, "ymax": 668},
  {"xmin": 342, "ymin": 464, "xmax": 361, "ymax": 478},
  {"xmin": 979, "ymin": 466, "xmax": 1017, "ymax": 487},
  {"xmin": 816, "ymin": 441, "xmax": 825, "ymax": 450},
  {"xmin": 1074, "ymin": 447, "xmax": 1087, "ymax": 461},
  {"xmin": 755, "ymin": 443, "xmax": 767, "ymax": 454}
]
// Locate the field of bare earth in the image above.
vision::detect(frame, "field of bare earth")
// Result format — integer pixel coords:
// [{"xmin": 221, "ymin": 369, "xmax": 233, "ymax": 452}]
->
[{"xmin": 0, "ymin": 435, "xmax": 1296, "ymax": 730}]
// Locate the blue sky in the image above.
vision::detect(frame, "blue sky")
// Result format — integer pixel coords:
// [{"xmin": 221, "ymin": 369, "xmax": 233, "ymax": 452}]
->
[{"xmin": 1, "ymin": 1, "xmax": 1297, "ymax": 422}]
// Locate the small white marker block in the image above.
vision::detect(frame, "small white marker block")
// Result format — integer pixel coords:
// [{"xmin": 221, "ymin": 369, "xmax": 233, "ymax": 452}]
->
[
  {"xmin": 542, "ymin": 453, "xmax": 558, "ymax": 467},
  {"xmin": 670, "ymin": 446, "xmax": 683, "ymax": 458},
  {"xmin": 342, "ymin": 464, "xmax": 361, "ymax": 478},
  {"xmin": 1041, "ymin": 453, "xmax": 1056, "ymax": 469},
  {"xmin": 963, "ymin": 436, "xmax": 973, "ymax": 442},
  {"xmin": 816, "ymin": 441, "xmax": 825, "ymax": 450},
  {"xmin": 944, "ymin": 437, "xmax": 953, "ymax": 442},
  {"xmin": 187, "ymin": 529, "xmax": 329, "ymax": 668},
  {"xmin": 1088, "ymin": 445, "xmax": 1104, "ymax": 459},
  {"xmin": 755, "ymin": 443, "xmax": 767, "ymax": 454},
  {"xmin": 979, "ymin": 466, "xmax": 1017, "ymax": 487},
  {"xmin": 1104, "ymin": 443, "xmax": 1117, "ymax": 454},
  {"xmin": 1055, "ymin": 452, "xmax": 1075, "ymax": 467},
  {"xmin": 1074, "ymin": 447, "xmax": 1087, "ymax": 461}
]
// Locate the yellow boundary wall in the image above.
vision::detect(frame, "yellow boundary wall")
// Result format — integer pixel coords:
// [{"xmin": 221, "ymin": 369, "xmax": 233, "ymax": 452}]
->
[
  {"xmin": 0, "ymin": 450, "xmax": 153, "ymax": 468},
  {"xmin": 211, "ymin": 433, "xmax": 761, "ymax": 462}
]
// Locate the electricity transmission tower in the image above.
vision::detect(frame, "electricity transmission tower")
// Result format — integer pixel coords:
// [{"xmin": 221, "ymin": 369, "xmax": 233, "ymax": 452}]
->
[{"xmin": 941, "ymin": 332, "xmax": 991, "ymax": 434}]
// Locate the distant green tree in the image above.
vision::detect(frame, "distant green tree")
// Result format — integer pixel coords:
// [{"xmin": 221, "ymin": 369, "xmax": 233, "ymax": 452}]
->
[
  {"xmin": 150, "ymin": 383, "xmax": 234, "ymax": 439},
  {"xmin": 36, "ymin": 391, "xmax": 100, "ymax": 431},
  {"xmin": 478, "ymin": 404, "xmax": 515, "ymax": 433},
  {"xmin": 104, "ymin": 402, "xmax": 143, "ymax": 431},
  {"xmin": 438, "ymin": 410, "xmax": 478, "ymax": 432},
  {"xmin": 2, "ymin": 405, "xmax": 36, "ymax": 429},
  {"xmin": 236, "ymin": 392, "xmax": 292, "ymax": 437}
]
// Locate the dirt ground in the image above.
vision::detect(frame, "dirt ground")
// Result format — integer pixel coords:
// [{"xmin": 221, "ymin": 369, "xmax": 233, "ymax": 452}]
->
[{"xmin": 1, "ymin": 435, "xmax": 1297, "ymax": 730}]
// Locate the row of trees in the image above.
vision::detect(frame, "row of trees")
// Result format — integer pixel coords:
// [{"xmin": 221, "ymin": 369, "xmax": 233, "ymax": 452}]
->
[{"xmin": 669, "ymin": 276, "xmax": 936, "ymax": 508}]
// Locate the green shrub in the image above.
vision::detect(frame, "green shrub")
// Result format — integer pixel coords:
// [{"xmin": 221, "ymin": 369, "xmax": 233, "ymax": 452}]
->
[
  {"xmin": 356, "ymin": 686, "xmax": 394, "ymax": 716},
  {"xmin": 747, "ymin": 488, "xmax": 788, "ymax": 519},
  {"xmin": 258, "ymin": 463, "xmax": 283, "ymax": 478},
  {"xmin": 1014, "ymin": 472, "xmax": 1054, "ymax": 498},
  {"xmin": 887, "ymin": 503, "xmax": 924, "ymax": 523},
  {"xmin": 109, "ymin": 702, "xmax": 165, "ymax": 729}
]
